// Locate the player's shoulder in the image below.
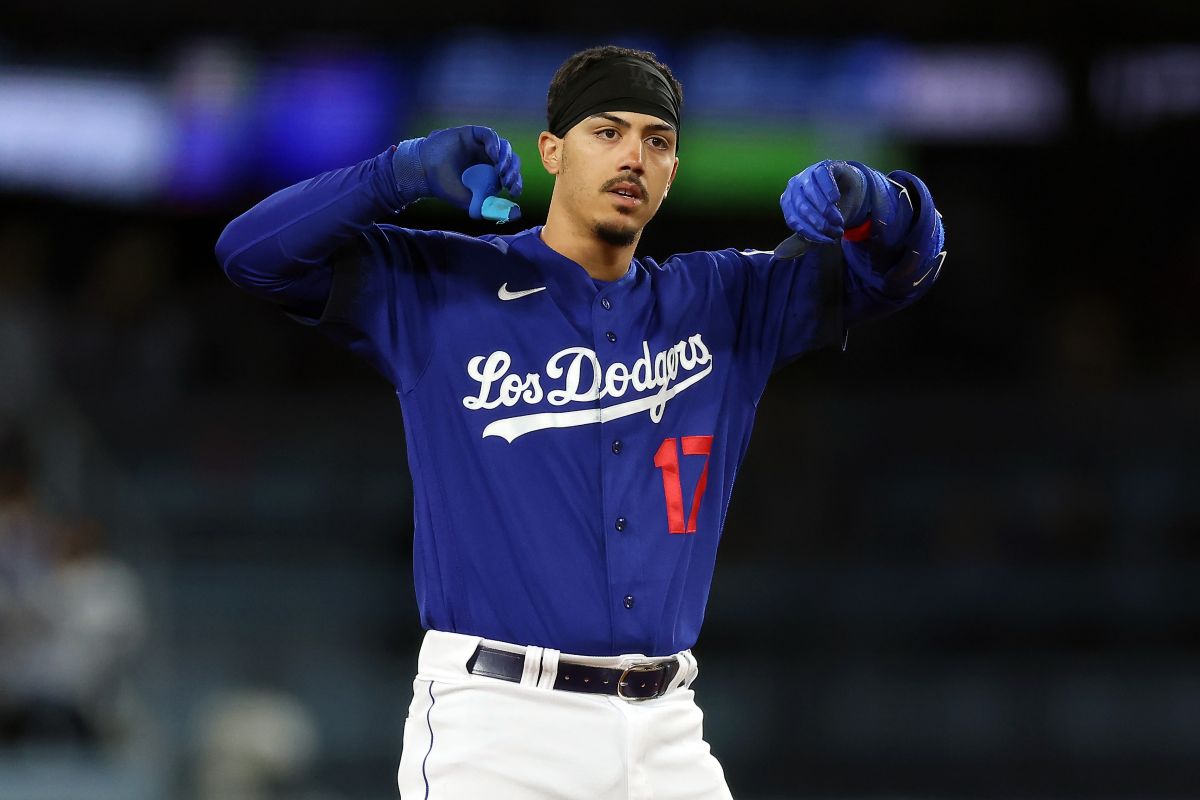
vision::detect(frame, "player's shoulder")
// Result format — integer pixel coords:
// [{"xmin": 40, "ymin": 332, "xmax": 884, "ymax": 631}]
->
[
  {"xmin": 644, "ymin": 245, "xmax": 777, "ymax": 276},
  {"xmin": 370, "ymin": 222, "xmax": 532, "ymax": 263}
]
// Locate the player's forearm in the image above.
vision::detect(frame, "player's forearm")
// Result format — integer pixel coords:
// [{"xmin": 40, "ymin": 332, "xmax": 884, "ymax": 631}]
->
[{"xmin": 214, "ymin": 145, "xmax": 405, "ymax": 306}]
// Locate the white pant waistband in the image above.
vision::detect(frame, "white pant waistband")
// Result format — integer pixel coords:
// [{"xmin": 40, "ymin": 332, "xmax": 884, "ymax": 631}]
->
[{"xmin": 415, "ymin": 629, "xmax": 700, "ymax": 695}]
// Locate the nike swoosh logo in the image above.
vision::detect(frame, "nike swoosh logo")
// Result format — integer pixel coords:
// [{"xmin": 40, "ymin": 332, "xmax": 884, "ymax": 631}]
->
[
  {"xmin": 498, "ymin": 282, "xmax": 547, "ymax": 301},
  {"xmin": 912, "ymin": 250, "xmax": 947, "ymax": 287}
]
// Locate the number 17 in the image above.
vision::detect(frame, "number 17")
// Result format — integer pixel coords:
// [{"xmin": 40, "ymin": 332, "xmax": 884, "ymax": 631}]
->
[{"xmin": 653, "ymin": 435, "xmax": 714, "ymax": 534}]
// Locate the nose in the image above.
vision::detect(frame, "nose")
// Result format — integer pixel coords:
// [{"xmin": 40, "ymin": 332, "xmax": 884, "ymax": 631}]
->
[{"xmin": 618, "ymin": 138, "xmax": 645, "ymax": 175}]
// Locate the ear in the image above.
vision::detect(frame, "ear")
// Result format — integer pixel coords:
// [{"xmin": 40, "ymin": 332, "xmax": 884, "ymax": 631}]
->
[
  {"xmin": 538, "ymin": 131, "xmax": 562, "ymax": 175},
  {"xmin": 665, "ymin": 156, "xmax": 679, "ymax": 196}
]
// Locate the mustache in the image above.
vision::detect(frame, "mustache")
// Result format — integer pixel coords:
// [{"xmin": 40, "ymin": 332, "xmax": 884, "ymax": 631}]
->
[{"xmin": 601, "ymin": 174, "xmax": 648, "ymax": 195}]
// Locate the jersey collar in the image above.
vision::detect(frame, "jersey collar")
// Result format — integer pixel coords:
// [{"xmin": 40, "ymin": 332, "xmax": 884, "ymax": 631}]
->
[{"xmin": 511, "ymin": 226, "xmax": 640, "ymax": 292}]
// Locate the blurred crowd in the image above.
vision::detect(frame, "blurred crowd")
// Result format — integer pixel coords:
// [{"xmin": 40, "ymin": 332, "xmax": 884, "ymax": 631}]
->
[
  {"xmin": 0, "ymin": 211, "xmax": 346, "ymax": 796},
  {"xmin": 0, "ymin": 216, "xmax": 153, "ymax": 749},
  {"xmin": 0, "ymin": 421, "xmax": 147, "ymax": 748}
]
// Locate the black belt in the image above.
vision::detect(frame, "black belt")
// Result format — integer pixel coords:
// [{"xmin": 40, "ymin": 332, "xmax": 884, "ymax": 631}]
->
[{"xmin": 466, "ymin": 644, "xmax": 682, "ymax": 701}]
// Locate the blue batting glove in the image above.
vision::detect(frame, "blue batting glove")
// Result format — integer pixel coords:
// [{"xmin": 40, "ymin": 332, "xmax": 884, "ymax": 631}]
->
[
  {"xmin": 780, "ymin": 160, "xmax": 858, "ymax": 245},
  {"xmin": 777, "ymin": 159, "xmax": 917, "ymax": 258},
  {"xmin": 391, "ymin": 125, "xmax": 523, "ymax": 219}
]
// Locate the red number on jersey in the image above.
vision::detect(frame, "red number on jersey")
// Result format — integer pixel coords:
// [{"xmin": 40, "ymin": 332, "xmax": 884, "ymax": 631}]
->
[{"xmin": 653, "ymin": 435, "xmax": 714, "ymax": 534}]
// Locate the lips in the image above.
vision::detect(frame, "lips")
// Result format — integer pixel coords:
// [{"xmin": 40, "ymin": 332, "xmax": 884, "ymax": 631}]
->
[
  {"xmin": 607, "ymin": 181, "xmax": 644, "ymax": 207},
  {"xmin": 608, "ymin": 181, "xmax": 643, "ymax": 200}
]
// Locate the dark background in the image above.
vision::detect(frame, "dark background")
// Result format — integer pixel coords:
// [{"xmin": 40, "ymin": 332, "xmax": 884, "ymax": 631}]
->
[{"xmin": 0, "ymin": 3, "xmax": 1198, "ymax": 799}]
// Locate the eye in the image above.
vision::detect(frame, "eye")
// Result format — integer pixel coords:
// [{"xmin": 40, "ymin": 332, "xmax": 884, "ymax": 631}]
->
[
  {"xmin": 648, "ymin": 136, "xmax": 670, "ymax": 150},
  {"xmin": 596, "ymin": 128, "xmax": 619, "ymax": 140}
]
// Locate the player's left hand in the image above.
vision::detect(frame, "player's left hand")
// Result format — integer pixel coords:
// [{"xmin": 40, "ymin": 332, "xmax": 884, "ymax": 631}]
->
[
  {"xmin": 780, "ymin": 160, "xmax": 850, "ymax": 245},
  {"xmin": 781, "ymin": 159, "xmax": 917, "ymax": 251}
]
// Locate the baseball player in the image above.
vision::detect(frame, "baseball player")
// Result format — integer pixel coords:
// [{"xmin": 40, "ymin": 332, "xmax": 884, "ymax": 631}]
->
[{"xmin": 215, "ymin": 44, "xmax": 945, "ymax": 799}]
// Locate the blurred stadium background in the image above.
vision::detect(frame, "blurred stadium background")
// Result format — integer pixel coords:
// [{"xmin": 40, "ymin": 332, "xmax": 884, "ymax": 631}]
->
[{"xmin": 1, "ymin": 1, "xmax": 1198, "ymax": 798}]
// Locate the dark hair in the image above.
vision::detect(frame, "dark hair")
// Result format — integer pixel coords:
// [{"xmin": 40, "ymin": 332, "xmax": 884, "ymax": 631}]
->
[{"xmin": 546, "ymin": 45, "xmax": 684, "ymax": 132}]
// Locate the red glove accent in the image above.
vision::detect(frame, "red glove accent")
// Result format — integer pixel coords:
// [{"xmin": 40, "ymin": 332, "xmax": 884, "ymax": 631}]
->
[{"xmin": 844, "ymin": 218, "xmax": 872, "ymax": 242}]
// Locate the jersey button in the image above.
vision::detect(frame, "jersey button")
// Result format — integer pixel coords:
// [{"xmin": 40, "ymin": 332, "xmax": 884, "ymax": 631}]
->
[
  {"xmin": 615, "ymin": 517, "xmax": 627, "ymax": 532},
  {"xmin": 623, "ymin": 595, "xmax": 635, "ymax": 609},
  {"xmin": 601, "ymin": 297, "xmax": 612, "ymax": 310},
  {"xmin": 605, "ymin": 331, "xmax": 617, "ymax": 342},
  {"xmin": 611, "ymin": 440, "xmax": 623, "ymax": 454}
]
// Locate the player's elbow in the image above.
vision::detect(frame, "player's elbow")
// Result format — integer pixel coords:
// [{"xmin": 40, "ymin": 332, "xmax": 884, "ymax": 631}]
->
[
  {"xmin": 215, "ymin": 219, "xmax": 241, "ymax": 279},
  {"xmin": 214, "ymin": 216, "xmax": 265, "ymax": 290}
]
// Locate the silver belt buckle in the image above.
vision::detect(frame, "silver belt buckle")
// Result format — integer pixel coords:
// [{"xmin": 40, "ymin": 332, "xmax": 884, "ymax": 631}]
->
[{"xmin": 617, "ymin": 659, "xmax": 670, "ymax": 701}]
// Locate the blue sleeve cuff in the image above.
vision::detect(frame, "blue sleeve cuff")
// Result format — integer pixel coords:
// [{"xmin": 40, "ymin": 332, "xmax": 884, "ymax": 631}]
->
[{"xmin": 390, "ymin": 138, "xmax": 431, "ymax": 207}]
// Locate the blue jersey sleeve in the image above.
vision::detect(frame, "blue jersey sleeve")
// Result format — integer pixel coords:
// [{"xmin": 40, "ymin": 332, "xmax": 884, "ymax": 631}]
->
[
  {"xmin": 709, "ymin": 244, "xmax": 845, "ymax": 387},
  {"xmin": 215, "ymin": 144, "xmax": 445, "ymax": 391},
  {"xmin": 291, "ymin": 224, "xmax": 446, "ymax": 392}
]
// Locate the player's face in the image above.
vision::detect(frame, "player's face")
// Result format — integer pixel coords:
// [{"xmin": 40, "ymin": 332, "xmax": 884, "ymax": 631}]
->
[{"xmin": 551, "ymin": 111, "xmax": 679, "ymax": 244}]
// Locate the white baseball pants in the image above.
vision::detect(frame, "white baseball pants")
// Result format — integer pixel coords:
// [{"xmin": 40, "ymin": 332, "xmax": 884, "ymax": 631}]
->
[{"xmin": 396, "ymin": 629, "xmax": 734, "ymax": 799}]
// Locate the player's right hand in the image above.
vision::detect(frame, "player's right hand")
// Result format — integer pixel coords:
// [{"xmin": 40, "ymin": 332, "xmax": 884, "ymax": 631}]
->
[{"xmin": 391, "ymin": 125, "xmax": 523, "ymax": 214}]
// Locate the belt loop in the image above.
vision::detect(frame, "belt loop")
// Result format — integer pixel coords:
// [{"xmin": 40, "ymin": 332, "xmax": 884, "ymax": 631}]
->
[
  {"xmin": 520, "ymin": 646, "xmax": 545, "ymax": 687},
  {"xmin": 536, "ymin": 647, "xmax": 560, "ymax": 690},
  {"xmin": 679, "ymin": 650, "xmax": 699, "ymax": 689}
]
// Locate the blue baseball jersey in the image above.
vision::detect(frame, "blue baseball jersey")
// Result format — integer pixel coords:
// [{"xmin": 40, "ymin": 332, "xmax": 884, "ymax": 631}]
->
[{"xmin": 216, "ymin": 145, "xmax": 946, "ymax": 657}]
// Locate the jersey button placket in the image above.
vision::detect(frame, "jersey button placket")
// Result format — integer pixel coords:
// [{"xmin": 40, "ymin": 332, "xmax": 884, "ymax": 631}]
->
[{"xmin": 595, "ymin": 294, "xmax": 632, "ymax": 625}]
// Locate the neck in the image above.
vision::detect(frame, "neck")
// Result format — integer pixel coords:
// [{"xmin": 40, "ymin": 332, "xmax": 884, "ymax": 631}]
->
[{"xmin": 540, "ymin": 204, "xmax": 639, "ymax": 282}]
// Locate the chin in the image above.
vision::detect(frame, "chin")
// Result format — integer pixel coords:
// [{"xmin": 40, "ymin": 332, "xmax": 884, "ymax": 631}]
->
[{"xmin": 593, "ymin": 219, "xmax": 640, "ymax": 247}]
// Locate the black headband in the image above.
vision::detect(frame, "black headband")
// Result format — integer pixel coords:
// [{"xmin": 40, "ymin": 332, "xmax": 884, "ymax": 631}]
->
[{"xmin": 548, "ymin": 56, "xmax": 680, "ymax": 141}]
